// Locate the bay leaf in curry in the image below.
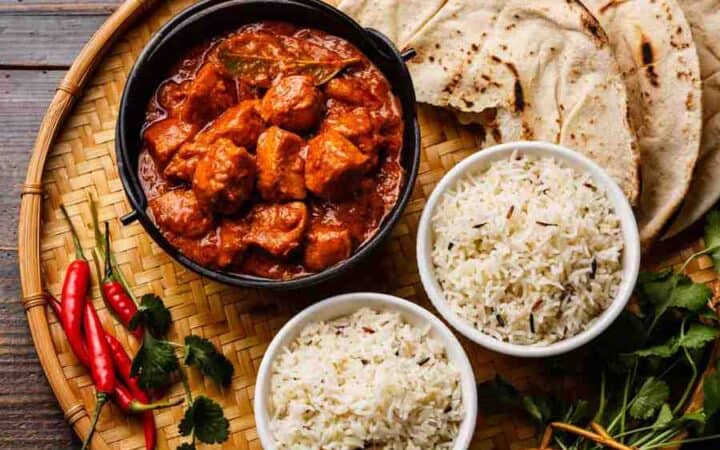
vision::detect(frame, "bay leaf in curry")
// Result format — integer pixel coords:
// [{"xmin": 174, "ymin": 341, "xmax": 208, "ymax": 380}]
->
[{"xmin": 217, "ymin": 48, "xmax": 361, "ymax": 86}]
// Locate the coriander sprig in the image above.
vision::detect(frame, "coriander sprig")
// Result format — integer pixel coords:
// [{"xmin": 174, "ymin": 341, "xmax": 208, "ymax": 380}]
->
[{"xmin": 128, "ymin": 295, "xmax": 233, "ymax": 450}]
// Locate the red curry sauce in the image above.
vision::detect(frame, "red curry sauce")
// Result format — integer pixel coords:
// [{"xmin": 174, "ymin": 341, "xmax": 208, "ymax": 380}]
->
[{"xmin": 139, "ymin": 22, "xmax": 404, "ymax": 279}]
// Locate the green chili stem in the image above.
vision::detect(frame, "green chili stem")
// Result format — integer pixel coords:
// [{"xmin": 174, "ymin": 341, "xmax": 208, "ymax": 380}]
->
[
  {"xmin": 641, "ymin": 433, "xmax": 720, "ymax": 449},
  {"xmin": 635, "ymin": 427, "xmax": 678, "ymax": 448},
  {"xmin": 60, "ymin": 204, "xmax": 86, "ymax": 260},
  {"xmin": 673, "ymin": 319, "xmax": 697, "ymax": 415},
  {"xmin": 679, "ymin": 246, "xmax": 718, "ymax": 274},
  {"xmin": 593, "ymin": 371, "xmax": 606, "ymax": 423},
  {"xmin": 178, "ymin": 362, "xmax": 193, "ymax": 404},
  {"xmin": 614, "ymin": 423, "xmax": 668, "ymax": 438},
  {"xmin": 554, "ymin": 436, "xmax": 569, "ymax": 450}
]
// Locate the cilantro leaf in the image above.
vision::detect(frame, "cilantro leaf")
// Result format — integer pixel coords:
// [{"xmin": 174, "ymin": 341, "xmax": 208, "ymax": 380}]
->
[
  {"xmin": 705, "ymin": 210, "xmax": 720, "ymax": 272},
  {"xmin": 629, "ymin": 323, "xmax": 719, "ymax": 360},
  {"xmin": 637, "ymin": 269, "xmax": 675, "ymax": 305},
  {"xmin": 700, "ymin": 307, "xmax": 719, "ymax": 321},
  {"xmin": 632, "ymin": 337, "xmax": 680, "ymax": 359},
  {"xmin": 130, "ymin": 333, "xmax": 179, "ymax": 390},
  {"xmin": 184, "ymin": 336, "xmax": 234, "ymax": 388},
  {"xmin": 179, "ymin": 396, "xmax": 229, "ymax": 444},
  {"xmin": 704, "ymin": 366, "xmax": 720, "ymax": 420},
  {"xmin": 629, "ymin": 377, "xmax": 670, "ymax": 420},
  {"xmin": 637, "ymin": 270, "xmax": 712, "ymax": 332},
  {"xmin": 130, "ymin": 294, "xmax": 172, "ymax": 338},
  {"xmin": 177, "ymin": 444, "xmax": 195, "ymax": 450},
  {"xmin": 671, "ymin": 281, "xmax": 713, "ymax": 312},
  {"xmin": 653, "ymin": 403, "xmax": 673, "ymax": 427},
  {"xmin": 681, "ymin": 324, "xmax": 720, "ymax": 349}
]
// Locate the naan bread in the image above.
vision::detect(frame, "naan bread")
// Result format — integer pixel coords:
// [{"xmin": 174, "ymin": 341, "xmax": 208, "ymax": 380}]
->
[
  {"xmin": 339, "ymin": 0, "xmax": 641, "ymax": 204},
  {"xmin": 585, "ymin": 0, "xmax": 702, "ymax": 248},
  {"xmin": 337, "ymin": 0, "xmax": 446, "ymax": 48},
  {"xmin": 666, "ymin": 0, "xmax": 720, "ymax": 237}
]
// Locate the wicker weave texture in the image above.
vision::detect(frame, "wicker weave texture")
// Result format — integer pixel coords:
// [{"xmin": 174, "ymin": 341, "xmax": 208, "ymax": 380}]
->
[{"xmin": 33, "ymin": 1, "xmax": 719, "ymax": 449}]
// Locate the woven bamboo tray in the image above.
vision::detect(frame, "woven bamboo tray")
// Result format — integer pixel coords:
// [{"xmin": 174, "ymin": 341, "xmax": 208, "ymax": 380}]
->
[{"xmin": 17, "ymin": 0, "xmax": 720, "ymax": 448}]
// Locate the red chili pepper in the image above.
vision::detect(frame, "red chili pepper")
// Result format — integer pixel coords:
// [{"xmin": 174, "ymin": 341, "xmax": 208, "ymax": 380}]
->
[
  {"xmin": 105, "ymin": 334, "xmax": 159, "ymax": 450},
  {"xmin": 113, "ymin": 382, "xmax": 181, "ymax": 415},
  {"xmin": 101, "ymin": 223, "xmax": 142, "ymax": 339},
  {"xmin": 46, "ymin": 294, "xmax": 89, "ymax": 367},
  {"xmin": 59, "ymin": 205, "xmax": 91, "ymax": 366},
  {"xmin": 81, "ymin": 300, "xmax": 117, "ymax": 450},
  {"xmin": 141, "ymin": 407, "xmax": 157, "ymax": 450},
  {"xmin": 47, "ymin": 293, "xmax": 175, "ymax": 450},
  {"xmin": 104, "ymin": 334, "xmax": 143, "ymax": 395},
  {"xmin": 105, "ymin": 334, "xmax": 182, "ymax": 450}
]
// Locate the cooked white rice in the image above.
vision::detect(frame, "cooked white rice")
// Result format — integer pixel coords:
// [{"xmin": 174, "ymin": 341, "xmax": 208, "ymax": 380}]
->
[
  {"xmin": 431, "ymin": 153, "xmax": 624, "ymax": 345},
  {"xmin": 269, "ymin": 308, "xmax": 464, "ymax": 449}
]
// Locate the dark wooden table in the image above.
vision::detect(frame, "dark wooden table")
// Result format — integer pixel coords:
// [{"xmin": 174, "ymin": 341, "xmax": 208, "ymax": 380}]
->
[{"xmin": 1, "ymin": 1, "xmax": 122, "ymax": 447}]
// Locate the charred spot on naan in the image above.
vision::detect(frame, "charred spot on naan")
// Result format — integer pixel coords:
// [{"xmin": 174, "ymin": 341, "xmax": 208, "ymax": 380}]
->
[
  {"xmin": 640, "ymin": 38, "xmax": 661, "ymax": 87},
  {"xmin": 641, "ymin": 40, "xmax": 654, "ymax": 65},
  {"xmin": 442, "ymin": 72, "xmax": 463, "ymax": 95},
  {"xmin": 597, "ymin": 0, "xmax": 630, "ymax": 14},
  {"xmin": 503, "ymin": 62, "xmax": 525, "ymax": 113},
  {"xmin": 573, "ymin": 0, "xmax": 610, "ymax": 46}
]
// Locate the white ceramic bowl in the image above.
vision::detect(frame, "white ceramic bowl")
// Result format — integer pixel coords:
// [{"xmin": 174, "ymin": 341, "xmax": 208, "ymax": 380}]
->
[
  {"xmin": 254, "ymin": 292, "xmax": 478, "ymax": 450},
  {"xmin": 416, "ymin": 141, "xmax": 641, "ymax": 358}
]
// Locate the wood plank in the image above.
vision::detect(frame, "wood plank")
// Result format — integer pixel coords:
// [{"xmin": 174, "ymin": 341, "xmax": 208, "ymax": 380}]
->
[
  {"xmin": 0, "ymin": 3, "xmax": 120, "ymax": 14},
  {"xmin": 0, "ymin": 13, "xmax": 110, "ymax": 67},
  {"xmin": 0, "ymin": 251, "xmax": 78, "ymax": 449},
  {"xmin": 0, "ymin": 69, "xmax": 77, "ymax": 448},
  {"xmin": 1, "ymin": 69, "xmax": 64, "ymax": 247}
]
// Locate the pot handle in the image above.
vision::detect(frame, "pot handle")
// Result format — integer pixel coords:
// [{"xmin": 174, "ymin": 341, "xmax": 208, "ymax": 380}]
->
[
  {"xmin": 401, "ymin": 48, "xmax": 417, "ymax": 62},
  {"xmin": 120, "ymin": 210, "xmax": 139, "ymax": 226}
]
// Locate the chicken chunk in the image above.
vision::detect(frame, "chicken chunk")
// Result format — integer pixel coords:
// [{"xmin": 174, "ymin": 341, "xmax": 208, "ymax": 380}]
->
[
  {"xmin": 260, "ymin": 75, "xmax": 323, "ymax": 131},
  {"xmin": 217, "ymin": 218, "xmax": 249, "ymax": 268},
  {"xmin": 321, "ymin": 107, "xmax": 383, "ymax": 156},
  {"xmin": 158, "ymin": 80, "xmax": 189, "ymax": 117},
  {"xmin": 163, "ymin": 141, "xmax": 204, "ymax": 182},
  {"xmin": 303, "ymin": 225, "xmax": 352, "ymax": 272},
  {"xmin": 192, "ymin": 138, "xmax": 256, "ymax": 215},
  {"xmin": 143, "ymin": 118, "xmax": 197, "ymax": 167},
  {"xmin": 244, "ymin": 202, "xmax": 308, "ymax": 257},
  {"xmin": 325, "ymin": 77, "xmax": 378, "ymax": 106},
  {"xmin": 181, "ymin": 63, "xmax": 237, "ymax": 125},
  {"xmin": 168, "ymin": 231, "xmax": 221, "ymax": 267},
  {"xmin": 203, "ymin": 100, "xmax": 265, "ymax": 148},
  {"xmin": 305, "ymin": 130, "xmax": 372, "ymax": 199},
  {"xmin": 164, "ymin": 101, "xmax": 264, "ymax": 182},
  {"xmin": 149, "ymin": 189, "xmax": 214, "ymax": 238},
  {"xmin": 256, "ymin": 127, "xmax": 306, "ymax": 202}
]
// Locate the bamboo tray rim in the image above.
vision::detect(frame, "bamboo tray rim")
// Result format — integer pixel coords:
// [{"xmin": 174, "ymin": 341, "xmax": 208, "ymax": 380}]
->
[{"xmin": 19, "ymin": 1, "xmax": 159, "ymax": 448}]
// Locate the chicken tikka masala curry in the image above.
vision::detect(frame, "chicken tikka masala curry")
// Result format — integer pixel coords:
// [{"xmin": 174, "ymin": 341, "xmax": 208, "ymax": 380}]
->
[{"xmin": 139, "ymin": 22, "xmax": 405, "ymax": 279}]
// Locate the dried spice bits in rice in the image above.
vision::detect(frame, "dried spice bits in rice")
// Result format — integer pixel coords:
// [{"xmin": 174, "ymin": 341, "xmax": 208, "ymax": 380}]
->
[
  {"xmin": 269, "ymin": 308, "xmax": 463, "ymax": 449},
  {"xmin": 431, "ymin": 154, "xmax": 624, "ymax": 345}
]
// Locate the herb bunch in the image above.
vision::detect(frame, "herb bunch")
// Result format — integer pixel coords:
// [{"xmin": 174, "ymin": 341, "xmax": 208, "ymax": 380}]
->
[
  {"xmin": 478, "ymin": 211, "xmax": 720, "ymax": 450},
  {"xmin": 130, "ymin": 295, "xmax": 233, "ymax": 450}
]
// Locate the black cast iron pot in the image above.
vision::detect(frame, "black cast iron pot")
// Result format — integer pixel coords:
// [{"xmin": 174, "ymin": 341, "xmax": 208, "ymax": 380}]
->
[{"xmin": 116, "ymin": 0, "xmax": 420, "ymax": 289}]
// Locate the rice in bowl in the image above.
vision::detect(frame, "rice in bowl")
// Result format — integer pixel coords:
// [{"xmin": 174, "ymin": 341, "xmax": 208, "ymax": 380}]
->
[
  {"xmin": 431, "ymin": 153, "xmax": 624, "ymax": 345},
  {"xmin": 269, "ymin": 308, "xmax": 464, "ymax": 449}
]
